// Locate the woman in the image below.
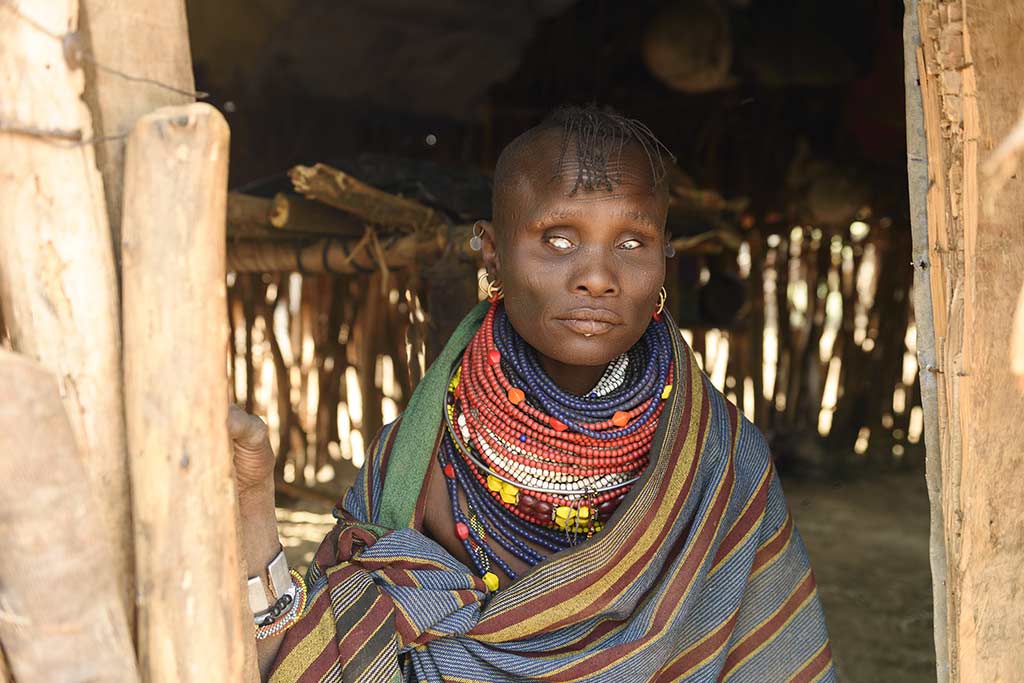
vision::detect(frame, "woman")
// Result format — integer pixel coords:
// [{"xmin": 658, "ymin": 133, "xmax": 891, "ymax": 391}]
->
[{"xmin": 231, "ymin": 106, "xmax": 835, "ymax": 682}]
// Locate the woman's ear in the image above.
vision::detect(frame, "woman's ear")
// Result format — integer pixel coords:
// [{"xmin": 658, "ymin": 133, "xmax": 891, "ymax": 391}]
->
[{"xmin": 477, "ymin": 220, "xmax": 501, "ymax": 278}]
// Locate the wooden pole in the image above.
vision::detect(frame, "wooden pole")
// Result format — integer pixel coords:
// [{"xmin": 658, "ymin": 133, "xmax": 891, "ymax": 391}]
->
[
  {"xmin": 912, "ymin": 2, "xmax": 1024, "ymax": 680},
  {"xmin": 0, "ymin": 351, "xmax": 139, "ymax": 682},
  {"xmin": 0, "ymin": 0, "xmax": 133, "ymax": 625},
  {"xmin": 121, "ymin": 103, "xmax": 254, "ymax": 682},
  {"xmin": 226, "ymin": 229, "xmax": 456, "ymax": 274},
  {"xmin": 78, "ymin": 0, "xmax": 195, "ymax": 260},
  {"xmin": 227, "ymin": 193, "xmax": 367, "ymax": 240}
]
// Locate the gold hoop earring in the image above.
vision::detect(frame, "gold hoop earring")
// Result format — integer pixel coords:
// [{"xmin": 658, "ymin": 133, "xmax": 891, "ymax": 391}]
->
[
  {"xmin": 479, "ymin": 272, "xmax": 504, "ymax": 301},
  {"xmin": 654, "ymin": 286, "xmax": 667, "ymax": 320}
]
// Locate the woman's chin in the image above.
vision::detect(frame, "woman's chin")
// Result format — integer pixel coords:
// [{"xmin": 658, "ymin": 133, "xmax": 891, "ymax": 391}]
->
[{"xmin": 534, "ymin": 334, "xmax": 634, "ymax": 369}]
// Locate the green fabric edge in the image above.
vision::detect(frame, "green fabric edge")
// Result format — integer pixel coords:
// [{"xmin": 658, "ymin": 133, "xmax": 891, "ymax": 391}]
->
[{"xmin": 376, "ymin": 300, "xmax": 490, "ymax": 530}]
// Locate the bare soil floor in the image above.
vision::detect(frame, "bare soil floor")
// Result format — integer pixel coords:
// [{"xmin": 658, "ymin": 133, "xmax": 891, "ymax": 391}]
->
[
  {"xmin": 279, "ymin": 469, "xmax": 935, "ymax": 682},
  {"xmin": 784, "ymin": 471, "xmax": 935, "ymax": 683}
]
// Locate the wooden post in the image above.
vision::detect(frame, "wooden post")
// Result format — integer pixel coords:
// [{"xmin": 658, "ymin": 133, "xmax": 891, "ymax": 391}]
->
[
  {"xmin": 121, "ymin": 103, "xmax": 254, "ymax": 682},
  {"xmin": 78, "ymin": 0, "xmax": 195, "ymax": 258},
  {"xmin": 0, "ymin": 351, "xmax": 139, "ymax": 682},
  {"xmin": 0, "ymin": 0, "xmax": 133, "ymax": 625},
  {"xmin": 910, "ymin": 1, "xmax": 1024, "ymax": 680}
]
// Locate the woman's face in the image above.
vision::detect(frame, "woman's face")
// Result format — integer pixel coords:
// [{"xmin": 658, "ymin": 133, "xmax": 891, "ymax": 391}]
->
[{"xmin": 481, "ymin": 137, "xmax": 669, "ymax": 388}]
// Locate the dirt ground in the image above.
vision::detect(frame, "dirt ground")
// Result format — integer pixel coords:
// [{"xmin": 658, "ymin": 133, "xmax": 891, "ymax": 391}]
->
[
  {"xmin": 785, "ymin": 470, "xmax": 936, "ymax": 682},
  {"xmin": 278, "ymin": 469, "xmax": 935, "ymax": 682}
]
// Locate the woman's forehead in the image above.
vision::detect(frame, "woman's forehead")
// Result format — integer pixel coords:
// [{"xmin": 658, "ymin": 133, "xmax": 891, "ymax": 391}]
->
[
  {"xmin": 511, "ymin": 163, "xmax": 667, "ymax": 227},
  {"xmin": 492, "ymin": 129, "xmax": 668, "ymax": 231}
]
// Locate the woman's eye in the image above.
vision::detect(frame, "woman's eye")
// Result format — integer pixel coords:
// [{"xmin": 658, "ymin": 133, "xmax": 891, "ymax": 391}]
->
[
  {"xmin": 619, "ymin": 239, "xmax": 643, "ymax": 250},
  {"xmin": 547, "ymin": 236, "xmax": 574, "ymax": 250}
]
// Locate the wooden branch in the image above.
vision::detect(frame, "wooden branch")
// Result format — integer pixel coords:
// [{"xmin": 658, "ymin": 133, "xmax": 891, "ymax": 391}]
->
[
  {"xmin": 0, "ymin": 0, "xmax": 134, "ymax": 626},
  {"xmin": 121, "ymin": 103, "xmax": 252, "ymax": 682},
  {"xmin": 290, "ymin": 163, "xmax": 443, "ymax": 231},
  {"xmin": 0, "ymin": 351, "xmax": 139, "ymax": 682}
]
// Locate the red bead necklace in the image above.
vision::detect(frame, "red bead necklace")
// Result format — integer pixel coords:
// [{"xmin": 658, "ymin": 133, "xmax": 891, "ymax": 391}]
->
[{"xmin": 445, "ymin": 303, "xmax": 673, "ymax": 528}]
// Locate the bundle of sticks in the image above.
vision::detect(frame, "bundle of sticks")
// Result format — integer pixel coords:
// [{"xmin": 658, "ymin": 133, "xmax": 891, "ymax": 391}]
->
[{"xmin": 225, "ymin": 161, "xmax": 744, "ymax": 274}]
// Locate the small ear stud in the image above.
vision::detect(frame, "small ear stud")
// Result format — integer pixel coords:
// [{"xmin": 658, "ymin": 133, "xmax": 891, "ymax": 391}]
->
[{"xmin": 470, "ymin": 221, "xmax": 484, "ymax": 251}]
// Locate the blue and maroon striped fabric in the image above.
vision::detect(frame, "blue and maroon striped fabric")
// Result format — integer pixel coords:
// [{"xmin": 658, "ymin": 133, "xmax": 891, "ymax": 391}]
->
[{"xmin": 270, "ymin": 309, "xmax": 835, "ymax": 682}]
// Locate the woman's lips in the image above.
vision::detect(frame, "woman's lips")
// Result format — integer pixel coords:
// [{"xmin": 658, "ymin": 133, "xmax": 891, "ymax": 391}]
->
[
  {"xmin": 559, "ymin": 319, "xmax": 616, "ymax": 336},
  {"xmin": 556, "ymin": 308, "xmax": 623, "ymax": 336}
]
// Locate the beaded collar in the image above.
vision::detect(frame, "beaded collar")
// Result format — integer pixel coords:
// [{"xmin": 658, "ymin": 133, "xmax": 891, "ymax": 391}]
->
[{"xmin": 438, "ymin": 301, "xmax": 674, "ymax": 589}]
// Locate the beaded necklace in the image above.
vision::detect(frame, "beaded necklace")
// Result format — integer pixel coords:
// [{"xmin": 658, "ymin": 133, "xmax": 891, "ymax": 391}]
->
[{"xmin": 439, "ymin": 301, "xmax": 674, "ymax": 590}]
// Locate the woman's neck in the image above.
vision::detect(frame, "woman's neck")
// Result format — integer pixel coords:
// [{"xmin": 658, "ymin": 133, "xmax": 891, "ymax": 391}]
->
[{"xmin": 537, "ymin": 354, "xmax": 609, "ymax": 396}]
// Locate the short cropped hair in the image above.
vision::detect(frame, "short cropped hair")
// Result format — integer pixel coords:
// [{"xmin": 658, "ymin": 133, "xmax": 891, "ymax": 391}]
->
[{"xmin": 492, "ymin": 105, "xmax": 675, "ymax": 224}]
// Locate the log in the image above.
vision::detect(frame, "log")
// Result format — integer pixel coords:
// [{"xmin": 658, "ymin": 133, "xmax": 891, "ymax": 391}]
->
[
  {"xmin": 0, "ymin": 351, "xmax": 138, "ymax": 682},
  {"xmin": 290, "ymin": 163, "xmax": 443, "ymax": 231},
  {"xmin": 78, "ymin": 0, "xmax": 195, "ymax": 259},
  {"xmin": 121, "ymin": 103, "xmax": 253, "ymax": 682},
  {"xmin": 228, "ymin": 193, "xmax": 277, "ymax": 234},
  {"xmin": 0, "ymin": 0, "xmax": 133, "ymax": 624},
  {"xmin": 227, "ymin": 229, "xmax": 450, "ymax": 274},
  {"xmin": 227, "ymin": 192, "xmax": 366, "ymax": 239},
  {"xmin": 269, "ymin": 192, "xmax": 367, "ymax": 237},
  {"xmin": 914, "ymin": 2, "xmax": 1024, "ymax": 680}
]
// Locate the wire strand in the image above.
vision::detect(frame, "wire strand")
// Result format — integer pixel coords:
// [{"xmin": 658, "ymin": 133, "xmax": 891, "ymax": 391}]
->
[
  {"xmin": 0, "ymin": 0, "xmax": 208, "ymax": 100},
  {"xmin": 0, "ymin": 117, "xmax": 128, "ymax": 148}
]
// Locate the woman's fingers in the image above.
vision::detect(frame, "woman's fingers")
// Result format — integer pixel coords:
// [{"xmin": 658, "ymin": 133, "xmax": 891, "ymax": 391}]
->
[
  {"xmin": 228, "ymin": 404, "xmax": 270, "ymax": 450},
  {"xmin": 227, "ymin": 405, "xmax": 277, "ymax": 494}
]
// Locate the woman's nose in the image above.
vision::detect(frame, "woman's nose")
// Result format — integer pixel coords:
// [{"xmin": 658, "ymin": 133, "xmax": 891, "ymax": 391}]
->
[{"xmin": 571, "ymin": 250, "xmax": 620, "ymax": 297}]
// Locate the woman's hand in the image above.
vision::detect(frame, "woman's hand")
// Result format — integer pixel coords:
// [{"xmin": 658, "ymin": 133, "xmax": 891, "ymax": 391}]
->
[
  {"xmin": 228, "ymin": 404, "xmax": 276, "ymax": 496},
  {"xmin": 228, "ymin": 405, "xmax": 287, "ymax": 679}
]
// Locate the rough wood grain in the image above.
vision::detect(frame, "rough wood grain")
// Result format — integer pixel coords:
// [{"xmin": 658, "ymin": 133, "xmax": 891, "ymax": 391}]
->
[
  {"xmin": 916, "ymin": 2, "xmax": 1024, "ymax": 680},
  {"xmin": 909, "ymin": 5, "xmax": 946, "ymax": 679},
  {"xmin": 0, "ymin": 351, "xmax": 139, "ymax": 682},
  {"xmin": 0, "ymin": 0, "xmax": 133, "ymax": 625},
  {"xmin": 78, "ymin": 0, "xmax": 195, "ymax": 257},
  {"xmin": 1012, "ymin": 284, "xmax": 1024, "ymax": 391},
  {"xmin": 121, "ymin": 103, "xmax": 254, "ymax": 682}
]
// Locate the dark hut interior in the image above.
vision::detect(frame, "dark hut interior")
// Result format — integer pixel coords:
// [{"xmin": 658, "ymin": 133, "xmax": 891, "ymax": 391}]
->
[{"xmin": 183, "ymin": 1, "xmax": 932, "ymax": 679}]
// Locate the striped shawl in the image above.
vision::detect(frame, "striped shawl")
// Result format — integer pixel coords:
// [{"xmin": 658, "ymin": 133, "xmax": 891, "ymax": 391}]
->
[{"xmin": 269, "ymin": 302, "xmax": 835, "ymax": 682}]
